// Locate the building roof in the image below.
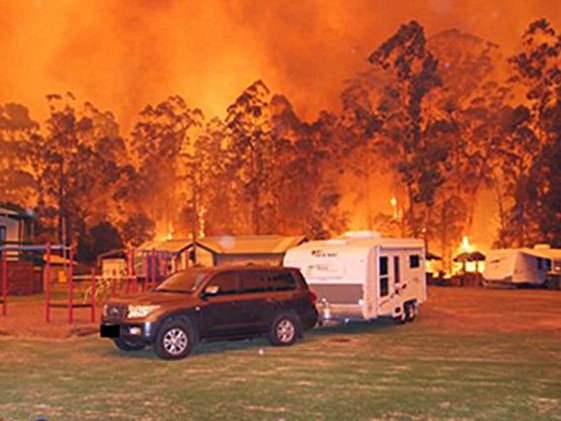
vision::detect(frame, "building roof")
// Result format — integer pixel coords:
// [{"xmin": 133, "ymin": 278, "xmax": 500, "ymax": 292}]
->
[
  {"xmin": 0, "ymin": 203, "xmax": 35, "ymax": 220},
  {"xmin": 137, "ymin": 235, "xmax": 307, "ymax": 256},
  {"xmin": 196, "ymin": 235, "xmax": 306, "ymax": 255},
  {"xmin": 138, "ymin": 239, "xmax": 193, "ymax": 254}
]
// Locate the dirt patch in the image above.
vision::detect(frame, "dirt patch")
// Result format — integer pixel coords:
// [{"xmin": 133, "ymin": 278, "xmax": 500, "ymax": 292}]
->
[
  {"xmin": 0, "ymin": 299, "xmax": 99, "ymax": 339},
  {"xmin": 419, "ymin": 286, "xmax": 561, "ymax": 337},
  {"xmin": 1, "ymin": 286, "xmax": 560, "ymax": 340}
]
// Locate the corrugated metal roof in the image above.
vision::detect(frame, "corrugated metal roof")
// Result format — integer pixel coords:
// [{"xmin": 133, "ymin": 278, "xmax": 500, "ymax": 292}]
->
[
  {"xmin": 138, "ymin": 235, "xmax": 306, "ymax": 255},
  {"xmin": 196, "ymin": 235, "xmax": 306, "ymax": 255},
  {"xmin": 0, "ymin": 207, "xmax": 19, "ymax": 216},
  {"xmin": 137, "ymin": 239, "xmax": 192, "ymax": 253},
  {"xmin": 0, "ymin": 203, "xmax": 35, "ymax": 219}
]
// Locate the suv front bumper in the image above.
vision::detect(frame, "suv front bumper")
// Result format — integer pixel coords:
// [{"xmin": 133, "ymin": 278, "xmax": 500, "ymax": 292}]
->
[{"xmin": 100, "ymin": 321, "xmax": 157, "ymax": 342}]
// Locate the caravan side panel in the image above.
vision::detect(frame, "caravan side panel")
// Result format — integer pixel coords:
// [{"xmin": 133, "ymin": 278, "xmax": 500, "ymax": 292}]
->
[
  {"xmin": 483, "ymin": 249, "xmax": 547, "ymax": 286},
  {"xmin": 483, "ymin": 250, "xmax": 517, "ymax": 284},
  {"xmin": 283, "ymin": 241, "xmax": 371, "ymax": 320},
  {"xmin": 284, "ymin": 237, "xmax": 426, "ymax": 321}
]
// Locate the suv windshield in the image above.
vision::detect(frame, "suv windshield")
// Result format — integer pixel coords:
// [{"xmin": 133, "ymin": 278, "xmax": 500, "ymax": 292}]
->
[{"xmin": 154, "ymin": 269, "xmax": 209, "ymax": 293}]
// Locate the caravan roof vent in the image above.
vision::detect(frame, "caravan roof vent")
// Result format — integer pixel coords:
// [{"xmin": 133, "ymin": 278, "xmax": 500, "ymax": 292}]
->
[
  {"xmin": 534, "ymin": 244, "xmax": 551, "ymax": 250},
  {"xmin": 342, "ymin": 231, "xmax": 381, "ymax": 239}
]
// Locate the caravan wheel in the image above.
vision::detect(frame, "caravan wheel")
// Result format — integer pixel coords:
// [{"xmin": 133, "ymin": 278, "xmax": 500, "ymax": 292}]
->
[
  {"xmin": 404, "ymin": 301, "xmax": 417, "ymax": 322},
  {"xmin": 393, "ymin": 309, "xmax": 407, "ymax": 324}
]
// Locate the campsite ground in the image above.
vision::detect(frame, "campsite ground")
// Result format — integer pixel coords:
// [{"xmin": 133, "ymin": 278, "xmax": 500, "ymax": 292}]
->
[{"xmin": 0, "ymin": 286, "xmax": 560, "ymax": 420}]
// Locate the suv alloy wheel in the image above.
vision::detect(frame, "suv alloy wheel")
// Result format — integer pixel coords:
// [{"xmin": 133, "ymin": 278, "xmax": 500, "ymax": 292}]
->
[
  {"xmin": 154, "ymin": 319, "xmax": 195, "ymax": 360},
  {"xmin": 268, "ymin": 312, "xmax": 300, "ymax": 346}
]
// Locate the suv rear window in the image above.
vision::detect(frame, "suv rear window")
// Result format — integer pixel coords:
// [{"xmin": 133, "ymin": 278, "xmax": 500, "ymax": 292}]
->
[{"xmin": 268, "ymin": 271, "xmax": 296, "ymax": 291}]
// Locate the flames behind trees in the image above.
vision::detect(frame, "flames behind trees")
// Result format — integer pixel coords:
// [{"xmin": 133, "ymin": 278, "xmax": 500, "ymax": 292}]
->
[{"xmin": 1, "ymin": 16, "xmax": 561, "ymax": 265}]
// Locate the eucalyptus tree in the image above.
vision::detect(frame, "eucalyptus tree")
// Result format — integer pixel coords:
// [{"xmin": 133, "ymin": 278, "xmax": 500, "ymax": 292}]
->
[
  {"xmin": 500, "ymin": 19, "xmax": 561, "ymax": 246},
  {"xmin": 130, "ymin": 95, "xmax": 204, "ymax": 238},
  {"xmin": 368, "ymin": 21, "xmax": 444, "ymax": 239},
  {"xmin": 224, "ymin": 80, "xmax": 276, "ymax": 234},
  {"xmin": 177, "ymin": 117, "xmax": 230, "ymax": 237},
  {"xmin": 339, "ymin": 69, "xmax": 385, "ymax": 230},
  {"xmin": 275, "ymin": 104, "xmax": 349, "ymax": 239},
  {"xmin": 0, "ymin": 103, "xmax": 40, "ymax": 207},
  {"xmin": 426, "ymin": 29, "xmax": 504, "ymax": 261},
  {"xmin": 35, "ymin": 93, "xmax": 134, "ymax": 255},
  {"xmin": 540, "ymin": 137, "xmax": 561, "ymax": 246}
]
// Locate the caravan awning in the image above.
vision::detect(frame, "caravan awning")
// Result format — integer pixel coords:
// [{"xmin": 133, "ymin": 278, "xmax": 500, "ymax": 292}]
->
[{"xmin": 520, "ymin": 247, "xmax": 561, "ymax": 273}]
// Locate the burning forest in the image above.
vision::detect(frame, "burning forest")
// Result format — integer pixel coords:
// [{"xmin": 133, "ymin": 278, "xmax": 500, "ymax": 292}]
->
[{"xmin": 1, "ymin": 2, "xmax": 561, "ymax": 270}]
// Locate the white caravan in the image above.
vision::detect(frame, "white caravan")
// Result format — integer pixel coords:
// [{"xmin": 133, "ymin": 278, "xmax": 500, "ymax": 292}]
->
[
  {"xmin": 283, "ymin": 232, "xmax": 427, "ymax": 323},
  {"xmin": 482, "ymin": 245, "xmax": 561, "ymax": 288}
]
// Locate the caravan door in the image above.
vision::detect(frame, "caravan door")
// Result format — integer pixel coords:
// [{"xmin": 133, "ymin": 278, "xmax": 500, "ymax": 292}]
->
[{"xmin": 377, "ymin": 254, "xmax": 402, "ymax": 317}]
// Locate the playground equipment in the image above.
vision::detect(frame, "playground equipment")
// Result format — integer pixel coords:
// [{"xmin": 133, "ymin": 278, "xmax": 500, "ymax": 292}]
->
[
  {"xmin": 0, "ymin": 243, "xmax": 65, "ymax": 317},
  {"xmin": 0, "ymin": 243, "xmax": 97, "ymax": 323},
  {"xmin": 1, "ymin": 243, "xmax": 176, "ymax": 323},
  {"xmin": 44, "ymin": 244, "xmax": 97, "ymax": 324},
  {"xmin": 1, "ymin": 250, "xmax": 6, "ymax": 316},
  {"xmin": 96, "ymin": 247, "xmax": 174, "ymax": 293}
]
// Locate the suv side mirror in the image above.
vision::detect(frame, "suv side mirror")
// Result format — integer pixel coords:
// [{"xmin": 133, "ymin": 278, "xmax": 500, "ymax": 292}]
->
[{"xmin": 202, "ymin": 285, "xmax": 219, "ymax": 298}]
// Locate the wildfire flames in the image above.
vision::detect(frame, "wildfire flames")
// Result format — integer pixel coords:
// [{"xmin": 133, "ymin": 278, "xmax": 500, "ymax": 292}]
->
[
  {"xmin": 1, "ymin": 0, "xmax": 560, "ymax": 256},
  {"xmin": 1, "ymin": 0, "xmax": 557, "ymax": 128}
]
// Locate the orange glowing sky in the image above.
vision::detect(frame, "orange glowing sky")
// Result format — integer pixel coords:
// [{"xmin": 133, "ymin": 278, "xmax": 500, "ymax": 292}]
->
[{"xmin": 1, "ymin": 0, "xmax": 560, "ymax": 131}]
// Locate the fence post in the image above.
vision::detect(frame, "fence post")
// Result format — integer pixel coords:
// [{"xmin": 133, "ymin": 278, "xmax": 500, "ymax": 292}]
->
[
  {"xmin": 90, "ymin": 268, "xmax": 96, "ymax": 322},
  {"xmin": 2, "ymin": 249, "xmax": 7, "ymax": 316},
  {"xmin": 111, "ymin": 269, "xmax": 117, "ymax": 297},
  {"xmin": 45, "ymin": 243, "xmax": 52, "ymax": 323},
  {"xmin": 131, "ymin": 249, "xmax": 138, "ymax": 293},
  {"xmin": 151, "ymin": 248, "xmax": 157, "ymax": 290},
  {"xmin": 68, "ymin": 245, "xmax": 75, "ymax": 324}
]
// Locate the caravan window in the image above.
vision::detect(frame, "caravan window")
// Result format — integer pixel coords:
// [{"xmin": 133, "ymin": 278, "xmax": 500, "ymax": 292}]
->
[
  {"xmin": 409, "ymin": 255, "xmax": 420, "ymax": 268},
  {"xmin": 379, "ymin": 256, "xmax": 389, "ymax": 297},
  {"xmin": 537, "ymin": 258, "xmax": 552, "ymax": 272},
  {"xmin": 394, "ymin": 256, "xmax": 400, "ymax": 283}
]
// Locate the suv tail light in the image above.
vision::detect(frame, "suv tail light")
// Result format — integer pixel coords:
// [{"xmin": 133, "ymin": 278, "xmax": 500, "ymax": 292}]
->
[{"xmin": 309, "ymin": 290, "xmax": 317, "ymax": 303}]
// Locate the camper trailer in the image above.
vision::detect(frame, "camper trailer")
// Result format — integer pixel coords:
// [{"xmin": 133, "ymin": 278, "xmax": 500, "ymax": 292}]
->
[
  {"xmin": 482, "ymin": 245, "xmax": 561, "ymax": 288},
  {"xmin": 283, "ymin": 232, "xmax": 427, "ymax": 323}
]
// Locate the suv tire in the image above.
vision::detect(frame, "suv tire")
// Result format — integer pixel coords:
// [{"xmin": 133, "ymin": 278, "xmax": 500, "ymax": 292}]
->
[
  {"xmin": 113, "ymin": 337, "xmax": 146, "ymax": 352},
  {"xmin": 154, "ymin": 319, "xmax": 195, "ymax": 360},
  {"xmin": 267, "ymin": 312, "xmax": 300, "ymax": 346}
]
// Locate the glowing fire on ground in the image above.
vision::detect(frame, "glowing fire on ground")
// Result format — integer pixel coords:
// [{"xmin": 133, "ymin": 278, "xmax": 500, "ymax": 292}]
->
[{"xmin": 453, "ymin": 236, "xmax": 485, "ymax": 274}]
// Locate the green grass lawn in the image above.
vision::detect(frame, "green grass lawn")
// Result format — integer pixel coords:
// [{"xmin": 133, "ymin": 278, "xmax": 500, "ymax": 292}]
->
[
  {"xmin": 1, "ymin": 290, "xmax": 560, "ymax": 421},
  {"xmin": 1, "ymin": 323, "xmax": 560, "ymax": 420}
]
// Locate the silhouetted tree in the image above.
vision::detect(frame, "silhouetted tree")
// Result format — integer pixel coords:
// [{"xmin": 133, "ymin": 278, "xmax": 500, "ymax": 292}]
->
[
  {"xmin": 501, "ymin": 19, "xmax": 561, "ymax": 246},
  {"xmin": 426, "ymin": 30, "xmax": 504, "ymax": 260},
  {"xmin": 340, "ymin": 69, "xmax": 385, "ymax": 229},
  {"xmin": 368, "ymin": 21, "xmax": 443, "ymax": 239},
  {"xmin": 0, "ymin": 103, "xmax": 41, "ymax": 207},
  {"xmin": 225, "ymin": 80, "xmax": 276, "ymax": 234},
  {"xmin": 130, "ymin": 95, "xmax": 204, "ymax": 237}
]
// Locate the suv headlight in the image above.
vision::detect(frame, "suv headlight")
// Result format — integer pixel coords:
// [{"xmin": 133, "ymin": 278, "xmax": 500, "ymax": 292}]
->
[{"xmin": 127, "ymin": 305, "xmax": 160, "ymax": 319}]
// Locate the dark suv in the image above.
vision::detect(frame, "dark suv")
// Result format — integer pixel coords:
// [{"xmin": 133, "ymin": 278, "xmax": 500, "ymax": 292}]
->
[{"xmin": 100, "ymin": 266, "xmax": 318, "ymax": 359}]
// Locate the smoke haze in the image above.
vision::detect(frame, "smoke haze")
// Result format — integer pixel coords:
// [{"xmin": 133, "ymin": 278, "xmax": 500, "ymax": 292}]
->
[{"xmin": 1, "ymin": 0, "xmax": 559, "ymax": 131}]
